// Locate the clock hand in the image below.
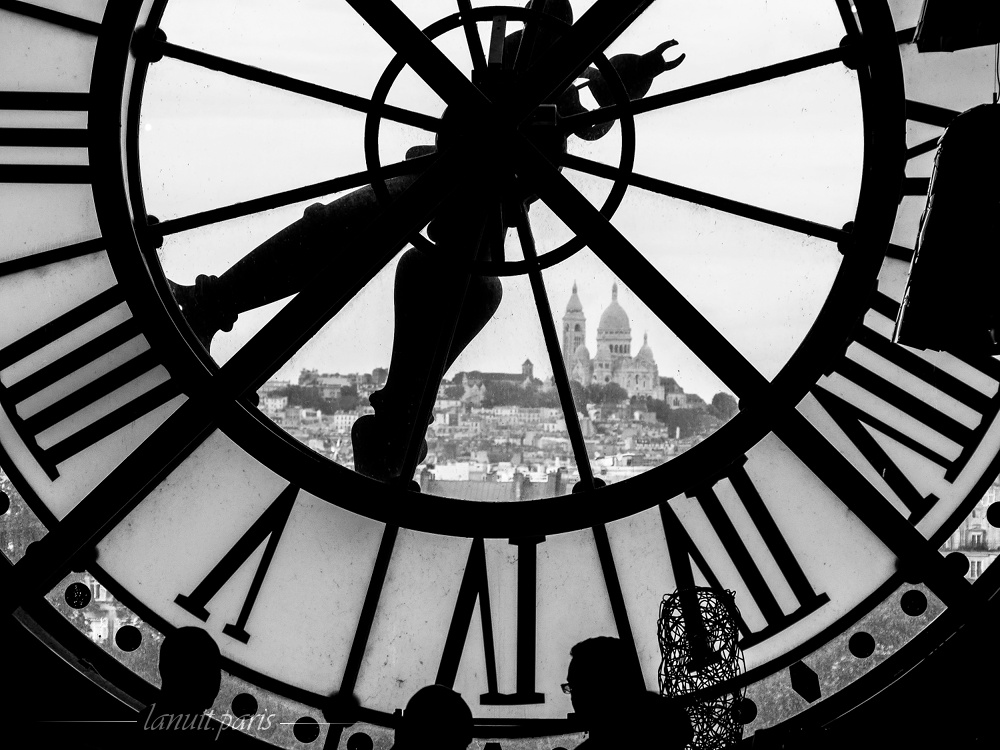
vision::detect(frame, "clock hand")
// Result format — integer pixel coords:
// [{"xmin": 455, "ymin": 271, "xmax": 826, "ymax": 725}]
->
[
  {"xmin": 169, "ymin": 167, "xmax": 424, "ymax": 351},
  {"xmin": 353, "ymin": 196, "xmax": 503, "ymax": 483},
  {"xmin": 565, "ymin": 39, "xmax": 686, "ymax": 141}
]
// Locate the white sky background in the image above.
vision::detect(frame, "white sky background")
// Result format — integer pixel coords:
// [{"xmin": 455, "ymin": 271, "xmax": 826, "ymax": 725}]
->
[{"xmin": 142, "ymin": 0, "xmax": 877, "ymax": 400}]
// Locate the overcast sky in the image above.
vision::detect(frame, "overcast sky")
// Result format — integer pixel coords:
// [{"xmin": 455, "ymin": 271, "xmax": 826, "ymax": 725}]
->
[{"xmin": 136, "ymin": 0, "xmax": 977, "ymax": 400}]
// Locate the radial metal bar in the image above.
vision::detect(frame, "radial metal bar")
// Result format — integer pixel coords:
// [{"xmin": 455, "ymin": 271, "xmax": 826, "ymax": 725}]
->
[
  {"xmin": 488, "ymin": 14, "xmax": 508, "ymax": 68},
  {"xmin": 514, "ymin": 205, "xmax": 595, "ymax": 486},
  {"xmin": 516, "ymin": 0, "xmax": 654, "ymax": 118},
  {"xmin": 561, "ymin": 153, "xmax": 849, "ymax": 244},
  {"xmin": 154, "ymin": 154, "xmax": 435, "ymax": 237},
  {"xmin": 457, "ymin": 0, "xmax": 487, "ymax": 71},
  {"xmin": 156, "ymin": 40, "xmax": 442, "ymax": 132},
  {"xmin": 906, "ymin": 136, "xmax": 940, "ymax": 161},
  {"xmin": 0, "ymin": 91, "xmax": 89, "ymax": 110},
  {"xmin": 560, "ymin": 45, "xmax": 849, "ymax": 133},
  {"xmin": 345, "ymin": 0, "xmax": 490, "ymax": 117},
  {"xmin": 905, "ymin": 99, "xmax": 958, "ymax": 128},
  {"xmin": 0, "ymin": 0, "xmax": 100, "ymax": 35},
  {"xmin": 516, "ymin": 143, "xmax": 770, "ymax": 401},
  {"xmin": 0, "ymin": 128, "xmax": 87, "ymax": 146}
]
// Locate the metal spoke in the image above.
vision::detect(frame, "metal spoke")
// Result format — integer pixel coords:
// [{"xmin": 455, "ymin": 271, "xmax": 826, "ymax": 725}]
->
[
  {"xmin": 514, "ymin": 140, "xmax": 770, "ymax": 401},
  {"xmin": 155, "ymin": 39, "xmax": 442, "ymax": 132},
  {"xmin": 513, "ymin": 206, "xmax": 595, "ymax": 486},
  {"xmin": 154, "ymin": 154, "xmax": 436, "ymax": 237},
  {"xmin": 906, "ymin": 136, "xmax": 940, "ymax": 161},
  {"xmin": 345, "ymin": 0, "xmax": 490, "ymax": 117},
  {"xmin": 488, "ymin": 14, "xmax": 508, "ymax": 69},
  {"xmin": 0, "ymin": 0, "xmax": 100, "ymax": 35},
  {"xmin": 559, "ymin": 45, "xmax": 850, "ymax": 134},
  {"xmin": 457, "ymin": 0, "xmax": 487, "ymax": 71},
  {"xmin": 834, "ymin": 0, "xmax": 861, "ymax": 41},
  {"xmin": 514, "ymin": 0, "xmax": 654, "ymax": 120},
  {"xmin": 561, "ymin": 153, "xmax": 850, "ymax": 244}
]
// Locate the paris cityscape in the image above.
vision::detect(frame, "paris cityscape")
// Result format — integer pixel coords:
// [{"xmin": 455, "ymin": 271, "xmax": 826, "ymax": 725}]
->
[{"xmin": 260, "ymin": 282, "xmax": 737, "ymax": 497}]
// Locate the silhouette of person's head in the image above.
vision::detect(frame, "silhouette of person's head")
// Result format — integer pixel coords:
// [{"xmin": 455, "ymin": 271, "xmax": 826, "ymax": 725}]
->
[
  {"xmin": 394, "ymin": 684, "xmax": 472, "ymax": 750},
  {"xmin": 157, "ymin": 626, "xmax": 222, "ymax": 712},
  {"xmin": 566, "ymin": 637, "xmax": 641, "ymax": 720},
  {"xmin": 567, "ymin": 637, "xmax": 693, "ymax": 749}
]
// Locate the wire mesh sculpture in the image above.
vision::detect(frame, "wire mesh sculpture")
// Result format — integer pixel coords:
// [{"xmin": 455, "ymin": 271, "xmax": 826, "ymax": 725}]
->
[{"xmin": 658, "ymin": 588, "xmax": 747, "ymax": 750}]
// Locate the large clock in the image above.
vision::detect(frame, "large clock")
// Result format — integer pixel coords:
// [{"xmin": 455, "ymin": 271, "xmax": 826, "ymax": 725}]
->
[{"xmin": 2, "ymin": 0, "xmax": 999, "ymax": 748}]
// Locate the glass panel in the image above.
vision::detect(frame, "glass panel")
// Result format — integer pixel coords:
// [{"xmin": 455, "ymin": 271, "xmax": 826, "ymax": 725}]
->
[
  {"xmin": 248, "ymin": 248, "xmax": 401, "ymax": 471},
  {"xmin": 743, "ymin": 583, "xmax": 945, "ymax": 733},
  {"xmin": 140, "ymin": 59, "xmax": 371, "ymax": 219},
  {"xmin": 611, "ymin": 0, "xmax": 849, "ymax": 91},
  {"xmin": 543, "ymin": 249, "xmax": 737, "ymax": 481},
  {"xmin": 45, "ymin": 569, "xmax": 165, "ymax": 687},
  {"xmin": 157, "ymin": 0, "xmax": 396, "ymax": 105},
  {"xmin": 0, "ymin": 468, "xmax": 47, "ymax": 563},
  {"xmin": 569, "ymin": 153, "xmax": 846, "ymax": 385},
  {"xmin": 212, "ymin": 671, "xmax": 334, "ymax": 749},
  {"xmin": 433, "ymin": 272, "xmax": 582, "ymax": 498},
  {"xmin": 0, "ymin": 185, "xmax": 100, "ymax": 263},
  {"xmin": 939, "ymin": 475, "xmax": 1000, "ymax": 582},
  {"xmin": 0, "ymin": 10, "xmax": 97, "ymax": 91},
  {"xmin": 618, "ymin": 63, "xmax": 863, "ymax": 229},
  {"xmin": 29, "ymin": 0, "xmax": 108, "ymax": 24},
  {"xmin": 97, "ymin": 431, "xmax": 386, "ymax": 696}
]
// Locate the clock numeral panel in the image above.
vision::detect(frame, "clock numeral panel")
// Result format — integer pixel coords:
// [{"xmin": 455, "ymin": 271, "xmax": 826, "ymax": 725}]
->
[
  {"xmin": 438, "ymin": 536, "xmax": 545, "ymax": 705},
  {"xmin": 0, "ymin": 284, "xmax": 180, "ymax": 479},
  {"xmin": 809, "ymin": 291, "xmax": 1000, "ymax": 523},
  {"xmin": 0, "ymin": 90, "xmax": 90, "ymax": 183},
  {"xmin": 664, "ymin": 456, "xmax": 829, "ymax": 650},
  {"xmin": 176, "ymin": 483, "xmax": 299, "ymax": 644}
]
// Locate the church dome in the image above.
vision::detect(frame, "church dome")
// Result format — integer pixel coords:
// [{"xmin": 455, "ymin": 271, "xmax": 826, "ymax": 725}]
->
[
  {"xmin": 565, "ymin": 281, "xmax": 584, "ymax": 314},
  {"xmin": 574, "ymin": 343, "xmax": 591, "ymax": 361},
  {"xmin": 597, "ymin": 283, "xmax": 630, "ymax": 332},
  {"xmin": 635, "ymin": 333, "xmax": 655, "ymax": 364}
]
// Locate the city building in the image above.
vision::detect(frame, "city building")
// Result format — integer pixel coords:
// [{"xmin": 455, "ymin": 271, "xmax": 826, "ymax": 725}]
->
[{"xmin": 562, "ymin": 282, "xmax": 665, "ymax": 399}]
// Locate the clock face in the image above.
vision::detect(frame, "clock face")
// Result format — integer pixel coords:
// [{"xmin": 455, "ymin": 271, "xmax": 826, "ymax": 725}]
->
[{"xmin": 2, "ymin": 0, "xmax": 999, "ymax": 748}]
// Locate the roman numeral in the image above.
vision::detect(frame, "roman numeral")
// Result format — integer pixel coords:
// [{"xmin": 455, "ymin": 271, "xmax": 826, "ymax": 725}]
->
[
  {"xmin": 437, "ymin": 537, "xmax": 545, "ymax": 705},
  {"xmin": 0, "ymin": 90, "xmax": 90, "ymax": 183},
  {"xmin": 904, "ymin": 99, "xmax": 957, "ymax": 162},
  {"xmin": 661, "ymin": 456, "xmax": 829, "ymax": 650},
  {"xmin": 175, "ymin": 483, "xmax": 299, "ymax": 644},
  {"xmin": 0, "ymin": 285, "xmax": 180, "ymax": 479},
  {"xmin": 813, "ymin": 292, "xmax": 1000, "ymax": 522}
]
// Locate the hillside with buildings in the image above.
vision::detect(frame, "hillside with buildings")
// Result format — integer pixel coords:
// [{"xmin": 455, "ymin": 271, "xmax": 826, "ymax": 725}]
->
[{"xmin": 256, "ymin": 284, "xmax": 740, "ymax": 496}]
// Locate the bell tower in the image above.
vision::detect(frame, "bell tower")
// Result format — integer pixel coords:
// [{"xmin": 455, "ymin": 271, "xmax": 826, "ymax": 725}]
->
[{"xmin": 562, "ymin": 282, "xmax": 587, "ymax": 366}]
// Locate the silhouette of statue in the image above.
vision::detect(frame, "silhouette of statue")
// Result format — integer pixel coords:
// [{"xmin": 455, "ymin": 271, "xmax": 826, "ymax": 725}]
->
[
  {"xmin": 168, "ymin": 0, "xmax": 685, "ymax": 485},
  {"xmin": 566, "ymin": 636, "xmax": 692, "ymax": 750},
  {"xmin": 391, "ymin": 684, "xmax": 473, "ymax": 750},
  {"xmin": 138, "ymin": 626, "xmax": 222, "ymax": 748}
]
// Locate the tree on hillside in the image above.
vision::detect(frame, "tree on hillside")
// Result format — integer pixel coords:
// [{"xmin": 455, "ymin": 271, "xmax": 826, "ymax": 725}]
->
[
  {"xmin": 710, "ymin": 392, "xmax": 738, "ymax": 421},
  {"xmin": 274, "ymin": 385, "xmax": 327, "ymax": 411}
]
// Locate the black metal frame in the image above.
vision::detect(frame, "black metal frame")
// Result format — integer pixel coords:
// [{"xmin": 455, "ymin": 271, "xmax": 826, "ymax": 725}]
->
[{"xmin": 6, "ymin": 0, "xmax": 996, "ymax": 744}]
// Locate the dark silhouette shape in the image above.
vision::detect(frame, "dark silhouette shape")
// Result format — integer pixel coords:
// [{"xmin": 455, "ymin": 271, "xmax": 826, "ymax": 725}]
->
[
  {"xmin": 391, "ymin": 684, "xmax": 473, "ymax": 750},
  {"xmin": 138, "ymin": 626, "xmax": 222, "ymax": 748},
  {"xmin": 566, "ymin": 637, "xmax": 691, "ymax": 750}
]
